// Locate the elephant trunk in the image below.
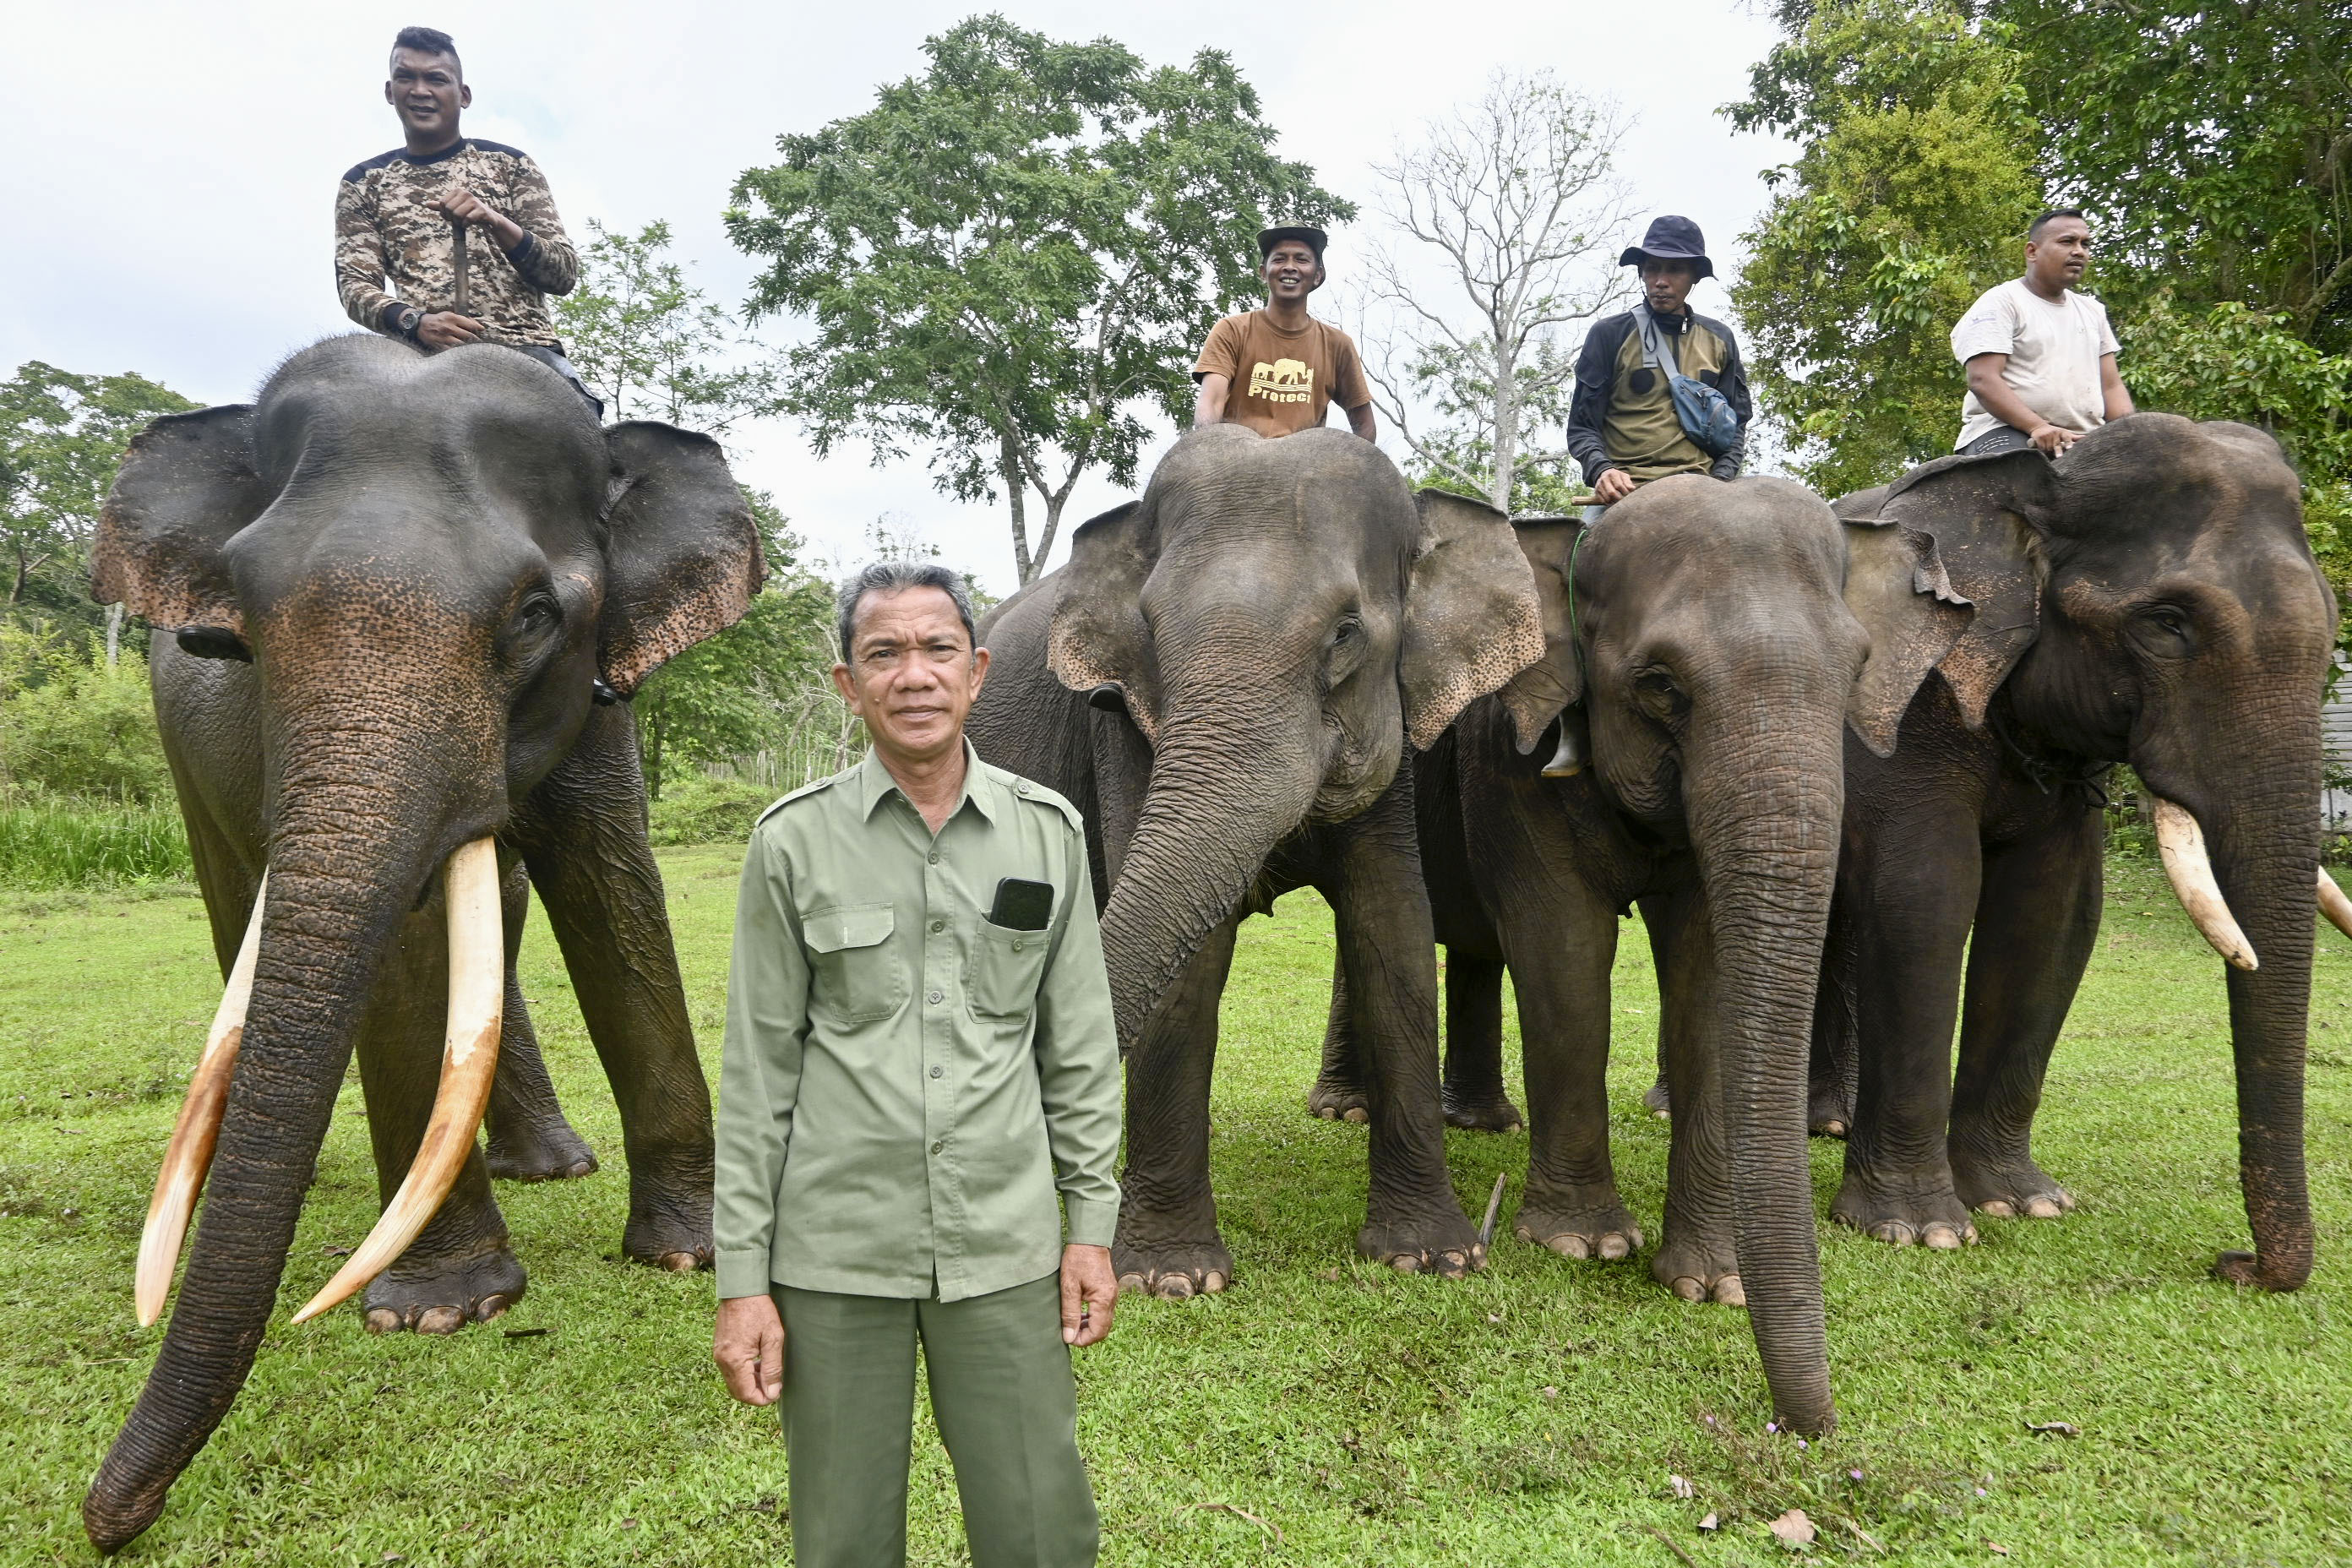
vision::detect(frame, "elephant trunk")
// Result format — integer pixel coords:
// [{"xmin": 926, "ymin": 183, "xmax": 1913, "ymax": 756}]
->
[
  {"xmin": 85, "ymin": 686, "xmax": 504, "ymax": 1553},
  {"xmin": 1097, "ymin": 694, "xmax": 1326, "ymax": 1048},
  {"xmin": 1686, "ymin": 702, "xmax": 1843, "ymax": 1435}
]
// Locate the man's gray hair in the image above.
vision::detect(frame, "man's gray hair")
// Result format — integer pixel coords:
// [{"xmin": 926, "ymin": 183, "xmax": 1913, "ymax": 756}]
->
[{"xmin": 834, "ymin": 561, "xmax": 979, "ymax": 662}]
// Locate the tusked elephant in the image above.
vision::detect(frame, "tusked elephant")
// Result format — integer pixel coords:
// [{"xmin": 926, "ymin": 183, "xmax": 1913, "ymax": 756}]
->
[
  {"xmin": 1317, "ymin": 474, "xmax": 1952, "ymax": 1434},
  {"xmin": 966, "ymin": 424, "xmax": 1546, "ymax": 1293},
  {"xmin": 79, "ymin": 335, "xmax": 763, "ymax": 1553},
  {"xmin": 1811, "ymin": 415, "xmax": 2340, "ymax": 1288}
]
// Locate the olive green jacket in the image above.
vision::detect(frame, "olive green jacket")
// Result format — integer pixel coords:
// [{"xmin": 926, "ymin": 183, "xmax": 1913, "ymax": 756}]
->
[{"xmin": 714, "ymin": 743, "xmax": 1123, "ymax": 1303}]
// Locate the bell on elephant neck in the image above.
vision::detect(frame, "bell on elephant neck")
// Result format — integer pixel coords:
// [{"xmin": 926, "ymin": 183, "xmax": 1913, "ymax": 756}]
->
[{"xmin": 1540, "ymin": 705, "xmax": 1591, "ymax": 777}]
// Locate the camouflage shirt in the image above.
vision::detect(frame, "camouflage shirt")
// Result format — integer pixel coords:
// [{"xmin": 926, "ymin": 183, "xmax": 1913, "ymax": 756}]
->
[{"xmin": 335, "ymin": 138, "xmax": 578, "ymax": 350}]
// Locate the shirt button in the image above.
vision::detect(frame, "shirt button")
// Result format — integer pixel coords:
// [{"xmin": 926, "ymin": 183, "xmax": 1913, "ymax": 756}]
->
[
  {"xmin": 929, "ymin": 1141, "xmax": 944, "ymax": 1155},
  {"xmin": 928, "ymin": 989, "xmax": 944, "ymax": 1005},
  {"xmin": 1011, "ymin": 939, "xmax": 1025, "ymax": 951},
  {"xmin": 928, "ymin": 851, "xmax": 940, "ymax": 865},
  {"xmin": 930, "ymin": 920, "xmax": 945, "ymax": 934},
  {"xmin": 929, "ymin": 1065, "xmax": 944, "ymax": 1080}
]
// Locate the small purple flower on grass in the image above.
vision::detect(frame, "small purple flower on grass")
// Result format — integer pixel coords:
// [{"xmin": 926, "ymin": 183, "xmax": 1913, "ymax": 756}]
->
[
  {"xmin": 1849, "ymin": 1469, "xmax": 1864, "ymax": 1482},
  {"xmin": 1766, "ymin": 1422, "xmax": 1778, "ymax": 1434},
  {"xmin": 1798, "ymin": 1440, "xmax": 1808, "ymax": 1450}
]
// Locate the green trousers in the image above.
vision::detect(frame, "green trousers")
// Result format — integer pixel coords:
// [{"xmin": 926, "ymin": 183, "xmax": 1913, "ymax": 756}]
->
[{"xmin": 773, "ymin": 1273, "xmax": 1099, "ymax": 1568}]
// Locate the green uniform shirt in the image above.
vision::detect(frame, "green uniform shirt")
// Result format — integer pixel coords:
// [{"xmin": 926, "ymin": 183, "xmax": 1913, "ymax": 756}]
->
[
  {"xmin": 1602, "ymin": 318, "xmax": 1733, "ymax": 482},
  {"xmin": 714, "ymin": 742, "xmax": 1122, "ymax": 1303}
]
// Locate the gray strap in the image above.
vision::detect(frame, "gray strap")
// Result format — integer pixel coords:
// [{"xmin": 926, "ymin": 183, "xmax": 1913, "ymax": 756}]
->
[{"xmin": 1638, "ymin": 313, "xmax": 1684, "ymax": 378}]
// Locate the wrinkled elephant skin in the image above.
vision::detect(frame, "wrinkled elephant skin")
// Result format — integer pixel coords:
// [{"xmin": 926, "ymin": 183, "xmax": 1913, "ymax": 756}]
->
[{"xmin": 79, "ymin": 336, "xmax": 763, "ymax": 1552}]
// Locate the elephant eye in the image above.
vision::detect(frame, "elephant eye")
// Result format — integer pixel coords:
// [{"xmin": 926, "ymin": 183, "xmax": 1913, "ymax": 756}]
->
[
  {"xmin": 2135, "ymin": 602, "xmax": 2194, "ymax": 654},
  {"xmin": 1331, "ymin": 615, "xmax": 1362, "ymax": 646},
  {"xmin": 1634, "ymin": 668, "xmax": 1687, "ymax": 720},
  {"xmin": 517, "ymin": 594, "xmax": 563, "ymax": 634}
]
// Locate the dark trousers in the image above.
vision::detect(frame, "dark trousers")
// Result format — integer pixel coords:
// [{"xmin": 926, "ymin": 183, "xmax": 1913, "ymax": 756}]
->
[
  {"xmin": 774, "ymin": 1274, "xmax": 1099, "ymax": 1568},
  {"xmin": 1963, "ymin": 424, "xmax": 2034, "ymax": 455}
]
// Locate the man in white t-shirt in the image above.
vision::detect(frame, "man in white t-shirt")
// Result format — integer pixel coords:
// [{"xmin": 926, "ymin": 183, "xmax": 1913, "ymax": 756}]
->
[{"xmin": 1951, "ymin": 209, "xmax": 2135, "ymax": 455}]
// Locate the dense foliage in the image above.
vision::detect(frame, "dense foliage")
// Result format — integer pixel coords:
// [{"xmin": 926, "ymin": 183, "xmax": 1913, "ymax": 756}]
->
[
  {"xmin": 553, "ymin": 220, "xmax": 779, "ymax": 433},
  {"xmin": 726, "ymin": 14, "xmax": 1352, "ymax": 582}
]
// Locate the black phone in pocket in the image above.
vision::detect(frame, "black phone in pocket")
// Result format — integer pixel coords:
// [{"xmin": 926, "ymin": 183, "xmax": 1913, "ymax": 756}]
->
[{"xmin": 988, "ymin": 878, "xmax": 1054, "ymax": 932}]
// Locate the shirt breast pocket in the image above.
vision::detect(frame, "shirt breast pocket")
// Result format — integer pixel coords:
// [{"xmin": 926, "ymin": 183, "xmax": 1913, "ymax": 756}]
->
[
  {"xmin": 802, "ymin": 903, "xmax": 904, "ymax": 1023},
  {"xmin": 967, "ymin": 919, "xmax": 1052, "ymax": 1022}
]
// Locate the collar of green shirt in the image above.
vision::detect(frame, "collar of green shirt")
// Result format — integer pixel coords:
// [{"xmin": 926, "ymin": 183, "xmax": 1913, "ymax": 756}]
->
[{"xmin": 853, "ymin": 738, "xmax": 1002, "ymax": 826}]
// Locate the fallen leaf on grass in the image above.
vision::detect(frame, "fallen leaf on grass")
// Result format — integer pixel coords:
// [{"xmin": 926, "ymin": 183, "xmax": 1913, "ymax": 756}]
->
[
  {"xmin": 1541, "ymin": 1386, "xmax": 1560, "ymax": 1399},
  {"xmin": 1669, "ymin": 1473, "xmax": 1694, "ymax": 1499},
  {"xmin": 1985, "ymin": 1542, "xmax": 2009, "ymax": 1556},
  {"xmin": 323, "ymin": 1245, "xmax": 352, "ymax": 1257},
  {"xmin": 1179, "ymin": 1502, "xmax": 1282, "ymax": 1546},
  {"xmin": 1698, "ymin": 1513, "xmax": 1719, "ymax": 1532},
  {"xmin": 2025, "ymin": 1419, "xmax": 2079, "ymax": 1437},
  {"xmin": 1841, "ymin": 1517, "xmax": 1886, "ymax": 1552},
  {"xmin": 1770, "ymin": 1509, "xmax": 1816, "ymax": 1549}
]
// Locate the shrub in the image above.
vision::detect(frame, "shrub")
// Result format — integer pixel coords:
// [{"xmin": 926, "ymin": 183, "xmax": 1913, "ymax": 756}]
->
[
  {"xmin": 0, "ymin": 798, "xmax": 189, "ymax": 887},
  {"xmin": 645, "ymin": 770, "xmax": 778, "ymax": 847}
]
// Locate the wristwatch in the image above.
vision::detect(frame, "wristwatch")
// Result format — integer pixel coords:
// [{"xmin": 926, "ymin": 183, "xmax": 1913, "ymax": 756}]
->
[{"xmin": 392, "ymin": 305, "xmax": 424, "ymax": 341}]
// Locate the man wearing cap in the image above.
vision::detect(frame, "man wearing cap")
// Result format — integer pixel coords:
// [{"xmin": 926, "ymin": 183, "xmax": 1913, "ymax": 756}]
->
[
  {"xmin": 1565, "ymin": 215, "xmax": 1750, "ymax": 506},
  {"xmin": 1951, "ymin": 209, "xmax": 2133, "ymax": 456},
  {"xmin": 1193, "ymin": 226, "xmax": 1376, "ymax": 440}
]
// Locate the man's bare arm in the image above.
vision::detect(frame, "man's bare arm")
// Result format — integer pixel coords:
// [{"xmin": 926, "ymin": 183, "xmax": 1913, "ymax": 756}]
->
[
  {"xmin": 1193, "ymin": 373, "xmax": 1230, "ymax": 429},
  {"xmin": 1347, "ymin": 401, "xmax": 1377, "ymax": 442},
  {"xmin": 2099, "ymin": 352, "xmax": 2135, "ymax": 421},
  {"xmin": 1965, "ymin": 353, "xmax": 2074, "ymax": 454}
]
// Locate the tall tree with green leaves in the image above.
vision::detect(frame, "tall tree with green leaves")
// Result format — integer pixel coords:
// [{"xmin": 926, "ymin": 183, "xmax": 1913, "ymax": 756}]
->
[
  {"xmin": 726, "ymin": 14, "xmax": 1353, "ymax": 583},
  {"xmin": 553, "ymin": 220, "xmax": 778, "ymax": 433},
  {"xmin": 1729, "ymin": 0, "xmax": 2043, "ymax": 493},
  {"xmin": 2, "ymin": 362, "xmax": 195, "ymax": 651}
]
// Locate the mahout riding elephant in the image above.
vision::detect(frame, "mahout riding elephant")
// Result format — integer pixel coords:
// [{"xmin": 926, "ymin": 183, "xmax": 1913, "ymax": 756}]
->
[
  {"xmin": 966, "ymin": 424, "xmax": 1546, "ymax": 1294},
  {"xmin": 1810, "ymin": 416, "xmax": 2339, "ymax": 1288},
  {"xmin": 1315, "ymin": 474, "xmax": 1955, "ymax": 1435},
  {"xmin": 79, "ymin": 335, "xmax": 763, "ymax": 1552}
]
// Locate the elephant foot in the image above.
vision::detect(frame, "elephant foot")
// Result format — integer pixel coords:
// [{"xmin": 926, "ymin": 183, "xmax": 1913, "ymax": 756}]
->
[
  {"xmin": 1113, "ymin": 1193, "xmax": 1234, "ymax": 1298},
  {"xmin": 1807, "ymin": 1081, "xmax": 1852, "ymax": 1140},
  {"xmin": 1953, "ymin": 1153, "xmax": 2074, "ymax": 1221},
  {"xmin": 1512, "ymin": 1182, "xmax": 1643, "ymax": 1261},
  {"xmin": 1441, "ymin": 1085, "xmax": 1524, "ymax": 1134},
  {"xmin": 1642, "ymin": 1076, "xmax": 1671, "ymax": 1119},
  {"xmin": 485, "ymin": 1117, "xmax": 599, "ymax": 1183},
  {"xmin": 1307, "ymin": 1076, "xmax": 1370, "ymax": 1124},
  {"xmin": 1831, "ymin": 1168, "xmax": 1978, "ymax": 1250},
  {"xmin": 623, "ymin": 1179, "xmax": 714, "ymax": 1273},
  {"xmin": 1650, "ymin": 1229, "xmax": 1745, "ymax": 1306},
  {"xmin": 362, "ymin": 1242, "xmax": 526, "ymax": 1335},
  {"xmin": 1358, "ymin": 1200, "xmax": 1485, "ymax": 1278}
]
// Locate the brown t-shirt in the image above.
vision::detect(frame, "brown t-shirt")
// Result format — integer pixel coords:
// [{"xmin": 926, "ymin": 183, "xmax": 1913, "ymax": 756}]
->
[{"xmin": 1193, "ymin": 310, "xmax": 1372, "ymax": 438}]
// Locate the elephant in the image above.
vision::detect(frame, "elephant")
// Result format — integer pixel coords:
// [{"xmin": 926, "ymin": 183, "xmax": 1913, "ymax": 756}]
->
[
  {"xmin": 1314, "ymin": 473, "xmax": 1957, "ymax": 1435},
  {"xmin": 966, "ymin": 423, "xmax": 1548, "ymax": 1294},
  {"xmin": 1808, "ymin": 415, "xmax": 2338, "ymax": 1288},
  {"xmin": 78, "ymin": 335, "xmax": 763, "ymax": 1553}
]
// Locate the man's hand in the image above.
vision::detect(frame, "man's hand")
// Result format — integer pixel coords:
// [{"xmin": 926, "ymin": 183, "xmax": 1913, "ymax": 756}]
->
[
  {"xmin": 2028, "ymin": 422, "xmax": 2077, "ymax": 456},
  {"xmin": 1592, "ymin": 467, "xmax": 1637, "ymax": 505},
  {"xmin": 416, "ymin": 312, "xmax": 485, "ymax": 349},
  {"xmin": 432, "ymin": 186, "xmax": 526, "ymax": 250},
  {"xmin": 1059, "ymin": 1244, "xmax": 1116, "ymax": 1348},
  {"xmin": 714, "ymin": 1293, "xmax": 786, "ymax": 1406}
]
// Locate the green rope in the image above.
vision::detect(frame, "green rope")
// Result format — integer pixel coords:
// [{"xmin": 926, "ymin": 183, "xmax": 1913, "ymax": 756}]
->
[{"xmin": 1565, "ymin": 513, "xmax": 1593, "ymax": 697}]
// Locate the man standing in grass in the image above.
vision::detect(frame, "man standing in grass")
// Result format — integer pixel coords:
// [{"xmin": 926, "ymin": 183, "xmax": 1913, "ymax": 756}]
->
[
  {"xmin": 335, "ymin": 25, "xmax": 600, "ymax": 411},
  {"xmin": 1192, "ymin": 226, "xmax": 1377, "ymax": 440},
  {"xmin": 1951, "ymin": 209, "xmax": 2133, "ymax": 456},
  {"xmin": 712, "ymin": 561, "xmax": 1123, "ymax": 1568}
]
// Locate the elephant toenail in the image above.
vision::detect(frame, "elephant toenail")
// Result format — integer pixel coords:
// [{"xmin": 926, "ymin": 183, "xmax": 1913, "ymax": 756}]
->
[
  {"xmin": 1437, "ymin": 1250, "xmax": 1468, "ymax": 1276},
  {"xmin": 657, "ymin": 1250, "xmax": 700, "ymax": 1273},
  {"xmin": 1315, "ymin": 1106, "xmax": 1337, "ymax": 1119},
  {"xmin": 363, "ymin": 1308, "xmax": 403, "ymax": 1336},
  {"xmin": 1342, "ymin": 1107, "xmax": 1369, "ymax": 1124},
  {"xmin": 1157, "ymin": 1275, "xmax": 1195, "ymax": 1299},
  {"xmin": 1391, "ymin": 1255, "xmax": 1421, "ymax": 1274},
  {"xmin": 2024, "ymin": 1195, "xmax": 2065, "ymax": 1219},
  {"xmin": 476, "ymin": 1293, "xmax": 514, "ymax": 1320},
  {"xmin": 1874, "ymin": 1222, "xmax": 1916, "ymax": 1247},
  {"xmin": 1924, "ymin": 1225, "xmax": 1963, "ymax": 1250},
  {"xmin": 1979, "ymin": 1200, "xmax": 2017, "ymax": 1219},
  {"xmin": 1712, "ymin": 1276, "xmax": 1747, "ymax": 1308},
  {"xmin": 416, "ymin": 1306, "xmax": 466, "ymax": 1335},
  {"xmin": 1598, "ymin": 1233, "xmax": 1631, "ymax": 1261},
  {"xmin": 1669, "ymin": 1276, "xmax": 1707, "ymax": 1303},
  {"xmin": 1821, "ymin": 1119, "xmax": 1848, "ymax": 1138},
  {"xmin": 1117, "ymin": 1273, "xmax": 1148, "ymax": 1295},
  {"xmin": 1549, "ymin": 1235, "xmax": 1591, "ymax": 1260},
  {"xmin": 1202, "ymin": 1271, "xmax": 1227, "ymax": 1293}
]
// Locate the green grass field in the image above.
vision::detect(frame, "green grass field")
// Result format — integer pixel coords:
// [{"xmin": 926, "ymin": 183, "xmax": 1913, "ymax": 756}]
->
[{"xmin": 2, "ymin": 851, "xmax": 2346, "ymax": 1565}]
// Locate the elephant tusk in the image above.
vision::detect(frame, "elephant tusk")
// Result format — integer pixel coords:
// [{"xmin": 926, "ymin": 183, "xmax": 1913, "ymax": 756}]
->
[
  {"xmin": 292, "ymin": 839, "xmax": 504, "ymax": 1325},
  {"xmin": 2318, "ymin": 867, "xmax": 2352, "ymax": 941},
  {"xmin": 2151, "ymin": 798, "xmax": 2258, "ymax": 971},
  {"xmin": 135, "ymin": 870, "xmax": 268, "ymax": 1328}
]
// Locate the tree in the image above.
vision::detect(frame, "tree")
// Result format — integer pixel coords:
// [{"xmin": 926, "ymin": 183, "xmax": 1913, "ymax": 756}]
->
[
  {"xmin": 726, "ymin": 14, "xmax": 1353, "ymax": 584},
  {"xmin": 2, "ymin": 362, "xmax": 195, "ymax": 654},
  {"xmin": 1729, "ymin": 1, "xmax": 2044, "ymax": 493},
  {"xmin": 1358, "ymin": 72, "xmax": 1632, "ymax": 513},
  {"xmin": 553, "ymin": 220, "xmax": 778, "ymax": 433}
]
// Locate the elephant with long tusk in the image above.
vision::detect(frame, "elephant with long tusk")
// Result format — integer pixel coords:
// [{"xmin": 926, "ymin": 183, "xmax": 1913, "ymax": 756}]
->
[
  {"xmin": 1807, "ymin": 415, "xmax": 2338, "ymax": 1288},
  {"xmin": 81, "ymin": 335, "xmax": 764, "ymax": 1554}
]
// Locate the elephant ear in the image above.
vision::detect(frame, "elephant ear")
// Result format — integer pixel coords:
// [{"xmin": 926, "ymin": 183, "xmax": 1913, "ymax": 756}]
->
[
  {"xmin": 1874, "ymin": 448, "xmax": 2057, "ymax": 730},
  {"xmin": 1047, "ymin": 500, "xmax": 1161, "ymax": 741},
  {"xmin": 1840, "ymin": 515, "xmax": 1971, "ymax": 756},
  {"xmin": 598, "ymin": 422, "xmax": 766, "ymax": 696},
  {"xmin": 1494, "ymin": 514, "xmax": 1583, "ymax": 754},
  {"xmin": 1399, "ymin": 488, "xmax": 1546, "ymax": 750},
  {"xmin": 90, "ymin": 406, "xmax": 270, "ymax": 640}
]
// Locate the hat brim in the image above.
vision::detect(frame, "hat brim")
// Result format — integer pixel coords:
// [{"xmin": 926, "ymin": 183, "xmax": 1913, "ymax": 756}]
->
[
  {"xmin": 1259, "ymin": 226, "xmax": 1329, "ymax": 259},
  {"xmin": 1620, "ymin": 246, "xmax": 1714, "ymax": 280}
]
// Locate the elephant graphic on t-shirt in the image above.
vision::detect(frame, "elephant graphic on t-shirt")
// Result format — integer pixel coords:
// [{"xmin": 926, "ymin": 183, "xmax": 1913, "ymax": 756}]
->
[{"xmin": 1248, "ymin": 358, "xmax": 1314, "ymax": 403}]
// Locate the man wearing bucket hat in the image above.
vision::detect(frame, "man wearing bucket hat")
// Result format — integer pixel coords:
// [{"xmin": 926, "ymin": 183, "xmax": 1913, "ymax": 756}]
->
[
  {"xmin": 1565, "ymin": 215, "xmax": 1750, "ymax": 507},
  {"xmin": 1192, "ymin": 226, "xmax": 1377, "ymax": 440}
]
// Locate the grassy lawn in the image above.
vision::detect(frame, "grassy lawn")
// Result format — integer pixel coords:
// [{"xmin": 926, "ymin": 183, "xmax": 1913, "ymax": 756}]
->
[{"xmin": 1, "ymin": 849, "xmax": 2346, "ymax": 1565}]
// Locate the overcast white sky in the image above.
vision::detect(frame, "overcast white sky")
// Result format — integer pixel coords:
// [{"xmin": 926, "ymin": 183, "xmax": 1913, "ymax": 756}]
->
[{"xmin": 5, "ymin": 1, "xmax": 1792, "ymax": 595}]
